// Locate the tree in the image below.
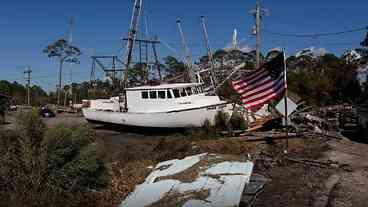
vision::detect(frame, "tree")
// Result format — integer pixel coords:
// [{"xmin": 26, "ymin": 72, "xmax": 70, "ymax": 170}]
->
[
  {"xmin": 287, "ymin": 53, "xmax": 362, "ymax": 106},
  {"xmin": 266, "ymin": 50, "xmax": 282, "ymax": 61},
  {"xmin": 43, "ymin": 39, "xmax": 81, "ymax": 106},
  {"xmin": 162, "ymin": 56, "xmax": 186, "ymax": 82},
  {"xmin": 361, "ymin": 32, "xmax": 368, "ymax": 48},
  {"xmin": 0, "ymin": 80, "xmax": 49, "ymax": 106},
  {"xmin": 128, "ymin": 63, "xmax": 149, "ymax": 85},
  {"xmin": 213, "ymin": 49, "xmax": 227, "ymax": 61}
]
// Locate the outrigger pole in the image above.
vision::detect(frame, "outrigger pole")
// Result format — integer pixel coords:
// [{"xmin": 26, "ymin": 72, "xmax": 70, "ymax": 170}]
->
[
  {"xmin": 176, "ymin": 20, "xmax": 195, "ymax": 83},
  {"xmin": 200, "ymin": 16, "xmax": 217, "ymax": 92}
]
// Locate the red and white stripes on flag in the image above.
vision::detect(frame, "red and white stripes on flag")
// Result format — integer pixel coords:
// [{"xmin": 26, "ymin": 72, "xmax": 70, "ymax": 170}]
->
[{"xmin": 232, "ymin": 52, "xmax": 287, "ymax": 110}]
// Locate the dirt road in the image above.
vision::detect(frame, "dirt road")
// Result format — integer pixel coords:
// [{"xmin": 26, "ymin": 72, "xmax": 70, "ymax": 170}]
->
[{"xmin": 323, "ymin": 138, "xmax": 368, "ymax": 207}]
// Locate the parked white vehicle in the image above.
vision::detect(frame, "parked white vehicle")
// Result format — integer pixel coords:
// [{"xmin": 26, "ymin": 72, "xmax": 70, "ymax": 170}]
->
[{"xmin": 82, "ymin": 83, "xmax": 232, "ymax": 128}]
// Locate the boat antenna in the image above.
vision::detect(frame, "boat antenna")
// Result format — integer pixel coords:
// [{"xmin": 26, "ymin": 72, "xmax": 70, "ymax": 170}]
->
[{"xmin": 176, "ymin": 19, "xmax": 195, "ymax": 83}]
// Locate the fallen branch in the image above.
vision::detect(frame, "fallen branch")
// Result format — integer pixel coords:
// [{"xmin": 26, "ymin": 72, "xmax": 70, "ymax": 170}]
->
[
  {"xmin": 304, "ymin": 131, "xmax": 344, "ymax": 140},
  {"xmin": 233, "ymin": 133, "xmax": 300, "ymax": 142},
  {"xmin": 286, "ymin": 158, "xmax": 338, "ymax": 169}
]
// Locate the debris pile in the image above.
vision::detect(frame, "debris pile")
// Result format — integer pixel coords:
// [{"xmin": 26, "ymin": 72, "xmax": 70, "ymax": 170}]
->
[
  {"xmin": 120, "ymin": 153, "xmax": 254, "ymax": 207},
  {"xmin": 291, "ymin": 104, "xmax": 356, "ymax": 136},
  {"xmin": 243, "ymin": 101, "xmax": 356, "ymax": 141}
]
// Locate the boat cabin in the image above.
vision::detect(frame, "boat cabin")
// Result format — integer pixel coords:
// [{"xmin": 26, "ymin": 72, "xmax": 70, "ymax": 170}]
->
[
  {"xmin": 124, "ymin": 83, "xmax": 221, "ymax": 113},
  {"xmin": 86, "ymin": 83, "xmax": 224, "ymax": 113}
]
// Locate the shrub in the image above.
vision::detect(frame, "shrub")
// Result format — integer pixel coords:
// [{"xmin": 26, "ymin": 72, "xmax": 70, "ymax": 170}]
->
[
  {"xmin": 0, "ymin": 97, "xmax": 8, "ymax": 124},
  {"xmin": 0, "ymin": 111, "xmax": 107, "ymax": 207},
  {"xmin": 43, "ymin": 124, "xmax": 107, "ymax": 191},
  {"xmin": 229, "ymin": 111, "xmax": 248, "ymax": 131},
  {"xmin": 202, "ymin": 119, "xmax": 216, "ymax": 135},
  {"xmin": 214, "ymin": 111, "xmax": 230, "ymax": 131}
]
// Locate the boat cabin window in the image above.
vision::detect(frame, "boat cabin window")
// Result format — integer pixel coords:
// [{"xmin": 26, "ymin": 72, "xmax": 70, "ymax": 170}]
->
[
  {"xmin": 173, "ymin": 89, "xmax": 180, "ymax": 98},
  {"xmin": 186, "ymin": 87, "xmax": 192, "ymax": 96},
  {"xmin": 158, "ymin": 91, "xmax": 165, "ymax": 99},
  {"xmin": 141, "ymin": 91, "xmax": 148, "ymax": 99},
  {"xmin": 149, "ymin": 91, "xmax": 157, "ymax": 99},
  {"xmin": 193, "ymin": 87, "xmax": 198, "ymax": 94},
  {"xmin": 197, "ymin": 86, "xmax": 203, "ymax": 93},
  {"xmin": 167, "ymin": 90, "xmax": 173, "ymax": 98},
  {"xmin": 180, "ymin": 88, "xmax": 187, "ymax": 97}
]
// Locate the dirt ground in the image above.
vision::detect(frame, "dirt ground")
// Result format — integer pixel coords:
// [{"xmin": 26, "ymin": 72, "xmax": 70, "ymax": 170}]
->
[
  {"xmin": 323, "ymin": 139, "xmax": 368, "ymax": 207},
  {"xmin": 3, "ymin": 112, "xmax": 368, "ymax": 207}
]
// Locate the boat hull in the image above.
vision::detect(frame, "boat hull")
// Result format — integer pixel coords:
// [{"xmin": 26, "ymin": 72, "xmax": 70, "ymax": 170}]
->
[{"xmin": 82, "ymin": 104, "xmax": 232, "ymax": 128}]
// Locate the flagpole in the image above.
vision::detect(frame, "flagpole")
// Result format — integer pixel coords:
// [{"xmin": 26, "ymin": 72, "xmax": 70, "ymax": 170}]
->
[{"xmin": 283, "ymin": 50, "xmax": 289, "ymax": 151}]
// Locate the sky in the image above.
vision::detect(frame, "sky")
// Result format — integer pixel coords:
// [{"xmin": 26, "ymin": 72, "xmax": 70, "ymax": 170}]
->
[{"xmin": 0, "ymin": 0, "xmax": 367, "ymax": 91}]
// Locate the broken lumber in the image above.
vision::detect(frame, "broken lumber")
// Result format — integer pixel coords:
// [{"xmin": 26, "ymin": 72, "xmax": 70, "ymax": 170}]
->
[{"xmin": 286, "ymin": 158, "xmax": 339, "ymax": 169}]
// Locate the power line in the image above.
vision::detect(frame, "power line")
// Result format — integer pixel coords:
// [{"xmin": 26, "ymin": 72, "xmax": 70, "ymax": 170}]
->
[{"xmin": 264, "ymin": 26, "xmax": 368, "ymax": 38}]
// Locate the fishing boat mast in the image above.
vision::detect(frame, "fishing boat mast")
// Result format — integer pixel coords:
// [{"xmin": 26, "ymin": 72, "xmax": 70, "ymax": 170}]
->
[
  {"xmin": 122, "ymin": 0, "xmax": 143, "ymax": 89},
  {"xmin": 120, "ymin": 0, "xmax": 143, "ymax": 111}
]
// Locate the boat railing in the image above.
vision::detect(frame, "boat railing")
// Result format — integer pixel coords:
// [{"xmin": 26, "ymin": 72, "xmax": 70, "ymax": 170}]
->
[{"xmin": 119, "ymin": 93, "xmax": 128, "ymax": 112}]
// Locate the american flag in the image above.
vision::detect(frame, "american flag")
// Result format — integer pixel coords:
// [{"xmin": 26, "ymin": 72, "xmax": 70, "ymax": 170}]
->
[{"xmin": 232, "ymin": 52, "xmax": 287, "ymax": 110}]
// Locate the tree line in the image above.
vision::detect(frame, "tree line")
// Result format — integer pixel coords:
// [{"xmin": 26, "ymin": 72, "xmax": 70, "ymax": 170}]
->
[{"xmin": 1, "ymin": 33, "xmax": 368, "ymax": 108}]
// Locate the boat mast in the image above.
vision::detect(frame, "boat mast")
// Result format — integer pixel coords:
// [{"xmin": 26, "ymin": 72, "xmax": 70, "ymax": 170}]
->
[
  {"xmin": 152, "ymin": 36, "xmax": 162, "ymax": 82},
  {"xmin": 122, "ymin": 0, "xmax": 143, "ymax": 89},
  {"xmin": 200, "ymin": 16, "xmax": 217, "ymax": 91},
  {"xmin": 176, "ymin": 20, "xmax": 195, "ymax": 83}
]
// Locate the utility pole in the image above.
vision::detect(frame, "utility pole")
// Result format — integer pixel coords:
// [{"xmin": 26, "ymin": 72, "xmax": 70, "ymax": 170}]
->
[
  {"xmin": 200, "ymin": 16, "xmax": 217, "ymax": 90},
  {"xmin": 68, "ymin": 16, "xmax": 74, "ymax": 103},
  {"xmin": 24, "ymin": 66, "xmax": 32, "ymax": 106},
  {"xmin": 250, "ymin": 0, "xmax": 267, "ymax": 69},
  {"xmin": 57, "ymin": 59, "xmax": 63, "ymax": 107},
  {"xmin": 176, "ymin": 20, "xmax": 195, "ymax": 83},
  {"xmin": 69, "ymin": 66, "xmax": 73, "ymax": 106},
  {"xmin": 249, "ymin": 0, "xmax": 268, "ymax": 69},
  {"xmin": 255, "ymin": 0, "xmax": 261, "ymax": 69}
]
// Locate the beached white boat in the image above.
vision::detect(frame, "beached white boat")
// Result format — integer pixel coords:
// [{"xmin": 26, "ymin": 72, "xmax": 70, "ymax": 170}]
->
[{"xmin": 82, "ymin": 83, "xmax": 232, "ymax": 128}]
